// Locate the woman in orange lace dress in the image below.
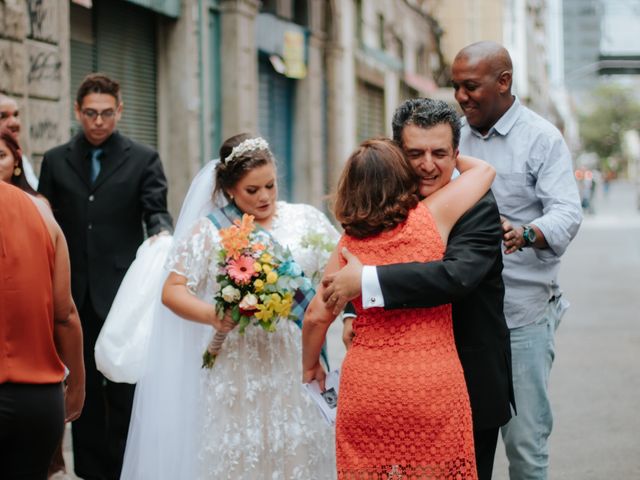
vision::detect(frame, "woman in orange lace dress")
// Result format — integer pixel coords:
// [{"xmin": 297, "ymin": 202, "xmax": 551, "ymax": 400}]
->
[{"xmin": 303, "ymin": 137, "xmax": 495, "ymax": 479}]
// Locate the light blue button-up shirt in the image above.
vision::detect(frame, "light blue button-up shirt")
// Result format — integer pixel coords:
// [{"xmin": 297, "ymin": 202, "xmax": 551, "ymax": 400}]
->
[{"xmin": 459, "ymin": 97, "xmax": 582, "ymax": 329}]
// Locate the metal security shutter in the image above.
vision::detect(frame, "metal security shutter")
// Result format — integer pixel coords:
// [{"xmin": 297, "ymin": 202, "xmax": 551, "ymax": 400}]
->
[
  {"xmin": 258, "ymin": 55, "xmax": 295, "ymax": 201},
  {"xmin": 356, "ymin": 80, "xmax": 385, "ymax": 143},
  {"xmin": 69, "ymin": 0, "xmax": 157, "ymax": 148},
  {"xmin": 70, "ymin": 3, "xmax": 96, "ymax": 136},
  {"xmin": 69, "ymin": 39, "xmax": 95, "ymax": 135},
  {"xmin": 95, "ymin": 0, "xmax": 157, "ymax": 148}
]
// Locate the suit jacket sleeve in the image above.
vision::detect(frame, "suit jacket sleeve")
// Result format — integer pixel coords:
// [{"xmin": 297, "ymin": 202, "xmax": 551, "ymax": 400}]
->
[
  {"xmin": 37, "ymin": 154, "xmax": 54, "ymax": 203},
  {"xmin": 377, "ymin": 191, "xmax": 503, "ymax": 309},
  {"xmin": 140, "ymin": 151, "xmax": 174, "ymax": 236}
]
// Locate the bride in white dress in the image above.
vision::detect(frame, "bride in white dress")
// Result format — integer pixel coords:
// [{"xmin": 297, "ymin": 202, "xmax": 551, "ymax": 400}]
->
[{"xmin": 121, "ymin": 134, "xmax": 337, "ymax": 479}]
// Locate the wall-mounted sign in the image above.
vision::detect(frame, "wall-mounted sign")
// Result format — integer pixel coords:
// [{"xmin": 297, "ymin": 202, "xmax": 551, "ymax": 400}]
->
[
  {"xmin": 283, "ymin": 31, "xmax": 306, "ymax": 79},
  {"xmin": 256, "ymin": 13, "xmax": 308, "ymax": 79}
]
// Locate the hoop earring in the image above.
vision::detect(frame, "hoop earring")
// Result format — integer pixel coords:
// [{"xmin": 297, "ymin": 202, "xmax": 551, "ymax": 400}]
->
[{"xmin": 13, "ymin": 166, "xmax": 22, "ymax": 177}]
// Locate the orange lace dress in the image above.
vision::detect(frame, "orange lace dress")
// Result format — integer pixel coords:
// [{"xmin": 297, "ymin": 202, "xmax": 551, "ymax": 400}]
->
[{"xmin": 336, "ymin": 202, "xmax": 477, "ymax": 479}]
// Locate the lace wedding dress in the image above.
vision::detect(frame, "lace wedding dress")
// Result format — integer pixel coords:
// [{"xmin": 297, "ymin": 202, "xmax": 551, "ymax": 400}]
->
[{"xmin": 121, "ymin": 197, "xmax": 337, "ymax": 480}]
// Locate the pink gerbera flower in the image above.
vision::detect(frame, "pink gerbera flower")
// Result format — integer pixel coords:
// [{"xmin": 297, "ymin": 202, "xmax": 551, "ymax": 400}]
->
[{"xmin": 227, "ymin": 255, "xmax": 256, "ymax": 284}]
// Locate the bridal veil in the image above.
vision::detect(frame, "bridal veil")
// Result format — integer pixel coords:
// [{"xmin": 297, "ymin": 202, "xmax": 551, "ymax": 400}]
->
[{"xmin": 120, "ymin": 160, "xmax": 224, "ymax": 479}]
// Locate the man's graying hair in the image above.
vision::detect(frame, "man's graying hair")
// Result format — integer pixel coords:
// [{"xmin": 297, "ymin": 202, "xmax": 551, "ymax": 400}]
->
[{"xmin": 392, "ymin": 98, "xmax": 461, "ymax": 149}]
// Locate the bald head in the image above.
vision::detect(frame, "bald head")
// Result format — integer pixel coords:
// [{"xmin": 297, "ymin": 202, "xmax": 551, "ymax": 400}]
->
[
  {"xmin": 455, "ymin": 41, "xmax": 513, "ymax": 85},
  {"xmin": 451, "ymin": 42, "xmax": 515, "ymax": 134},
  {"xmin": 0, "ymin": 94, "xmax": 17, "ymax": 106}
]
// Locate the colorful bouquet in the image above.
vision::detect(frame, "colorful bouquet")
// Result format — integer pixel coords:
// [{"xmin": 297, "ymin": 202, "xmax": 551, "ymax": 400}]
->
[{"xmin": 202, "ymin": 214, "xmax": 311, "ymax": 368}]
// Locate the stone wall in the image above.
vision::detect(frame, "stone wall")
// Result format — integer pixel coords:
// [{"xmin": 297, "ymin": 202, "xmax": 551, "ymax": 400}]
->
[{"xmin": 0, "ymin": 0, "xmax": 70, "ymax": 169}]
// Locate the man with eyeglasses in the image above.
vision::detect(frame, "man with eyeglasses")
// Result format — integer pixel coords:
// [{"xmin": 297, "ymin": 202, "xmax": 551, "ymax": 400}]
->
[{"xmin": 38, "ymin": 73, "xmax": 173, "ymax": 480}]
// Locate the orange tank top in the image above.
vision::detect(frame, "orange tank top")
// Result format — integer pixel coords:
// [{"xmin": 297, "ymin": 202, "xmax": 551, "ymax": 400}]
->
[{"xmin": 0, "ymin": 182, "xmax": 65, "ymax": 384}]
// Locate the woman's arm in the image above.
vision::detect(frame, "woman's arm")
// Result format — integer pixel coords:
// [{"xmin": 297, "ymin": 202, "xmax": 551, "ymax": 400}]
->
[
  {"xmin": 302, "ymin": 249, "xmax": 341, "ymax": 389},
  {"xmin": 52, "ymin": 233, "xmax": 85, "ymax": 422},
  {"xmin": 423, "ymin": 154, "xmax": 495, "ymax": 243},
  {"xmin": 34, "ymin": 198, "xmax": 86, "ymax": 423},
  {"xmin": 54, "ymin": 301, "xmax": 85, "ymax": 422},
  {"xmin": 162, "ymin": 272, "xmax": 236, "ymax": 332}
]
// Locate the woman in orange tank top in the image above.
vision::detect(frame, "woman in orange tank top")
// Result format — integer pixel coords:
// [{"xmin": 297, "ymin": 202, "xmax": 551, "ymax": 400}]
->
[
  {"xmin": 0, "ymin": 128, "xmax": 85, "ymax": 479},
  {"xmin": 303, "ymin": 138, "xmax": 495, "ymax": 479}
]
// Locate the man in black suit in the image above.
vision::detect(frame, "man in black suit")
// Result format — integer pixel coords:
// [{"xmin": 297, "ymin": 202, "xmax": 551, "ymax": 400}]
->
[
  {"xmin": 39, "ymin": 73, "xmax": 173, "ymax": 480},
  {"xmin": 323, "ymin": 98, "xmax": 514, "ymax": 480}
]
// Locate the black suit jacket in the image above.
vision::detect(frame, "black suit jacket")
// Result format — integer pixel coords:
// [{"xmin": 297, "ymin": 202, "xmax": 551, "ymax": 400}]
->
[
  {"xmin": 377, "ymin": 191, "xmax": 515, "ymax": 430},
  {"xmin": 39, "ymin": 131, "xmax": 173, "ymax": 320}
]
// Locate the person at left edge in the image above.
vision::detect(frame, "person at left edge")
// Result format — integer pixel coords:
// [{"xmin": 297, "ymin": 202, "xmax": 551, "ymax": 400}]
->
[
  {"xmin": 0, "ymin": 94, "xmax": 39, "ymax": 189},
  {"xmin": 0, "ymin": 180, "xmax": 85, "ymax": 480},
  {"xmin": 38, "ymin": 73, "xmax": 173, "ymax": 480}
]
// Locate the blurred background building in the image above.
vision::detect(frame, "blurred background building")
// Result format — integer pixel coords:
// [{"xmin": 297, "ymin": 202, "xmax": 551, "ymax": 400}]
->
[
  {"xmin": 1, "ymin": 0, "xmax": 638, "ymax": 214},
  {"xmin": 562, "ymin": 0, "xmax": 603, "ymax": 90}
]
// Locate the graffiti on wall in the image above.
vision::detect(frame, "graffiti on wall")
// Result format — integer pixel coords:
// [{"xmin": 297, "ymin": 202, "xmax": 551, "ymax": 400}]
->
[
  {"xmin": 28, "ymin": 43, "xmax": 62, "ymax": 98},
  {"xmin": 29, "ymin": 99, "xmax": 63, "ymax": 154},
  {"xmin": 0, "ymin": 39, "xmax": 26, "ymax": 94},
  {"xmin": 27, "ymin": 0, "xmax": 59, "ymax": 43},
  {"xmin": 0, "ymin": 1, "xmax": 65, "ymax": 156}
]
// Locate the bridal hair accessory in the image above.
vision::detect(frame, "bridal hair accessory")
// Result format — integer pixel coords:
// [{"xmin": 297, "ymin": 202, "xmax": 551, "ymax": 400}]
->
[{"xmin": 224, "ymin": 137, "xmax": 270, "ymax": 165}]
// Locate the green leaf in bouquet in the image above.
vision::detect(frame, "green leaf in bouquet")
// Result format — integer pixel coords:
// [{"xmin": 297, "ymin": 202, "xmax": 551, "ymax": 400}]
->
[
  {"xmin": 258, "ymin": 319, "xmax": 278, "ymax": 332},
  {"xmin": 231, "ymin": 304, "xmax": 241, "ymax": 322},
  {"xmin": 215, "ymin": 304, "xmax": 225, "ymax": 320},
  {"xmin": 301, "ymin": 231, "xmax": 335, "ymax": 252},
  {"xmin": 201, "ymin": 350, "xmax": 217, "ymax": 369},
  {"xmin": 238, "ymin": 315, "xmax": 251, "ymax": 334}
]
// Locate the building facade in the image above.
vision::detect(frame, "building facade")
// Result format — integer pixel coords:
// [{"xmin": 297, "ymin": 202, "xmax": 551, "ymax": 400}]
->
[
  {"xmin": 562, "ymin": 0, "xmax": 603, "ymax": 90},
  {"xmin": 0, "ymin": 0, "xmax": 71, "ymax": 168},
  {"xmin": 1, "ymin": 0, "xmax": 446, "ymax": 214}
]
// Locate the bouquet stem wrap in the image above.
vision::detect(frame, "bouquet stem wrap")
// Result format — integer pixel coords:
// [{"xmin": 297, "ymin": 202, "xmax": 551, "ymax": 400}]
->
[{"xmin": 202, "ymin": 330, "xmax": 227, "ymax": 368}]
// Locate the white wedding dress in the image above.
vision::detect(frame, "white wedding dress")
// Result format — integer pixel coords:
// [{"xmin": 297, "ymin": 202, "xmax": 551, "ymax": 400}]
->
[{"xmin": 121, "ymin": 164, "xmax": 338, "ymax": 480}]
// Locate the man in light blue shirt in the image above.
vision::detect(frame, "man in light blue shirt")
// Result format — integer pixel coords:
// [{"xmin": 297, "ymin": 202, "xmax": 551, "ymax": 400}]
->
[{"xmin": 451, "ymin": 41, "xmax": 582, "ymax": 479}]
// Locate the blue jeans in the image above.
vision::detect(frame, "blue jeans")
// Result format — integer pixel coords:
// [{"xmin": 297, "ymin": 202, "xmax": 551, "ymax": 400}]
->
[{"xmin": 501, "ymin": 297, "xmax": 567, "ymax": 480}]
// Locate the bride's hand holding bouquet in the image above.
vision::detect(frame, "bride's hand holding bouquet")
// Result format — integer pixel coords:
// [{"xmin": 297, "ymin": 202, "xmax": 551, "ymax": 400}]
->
[{"xmin": 208, "ymin": 309, "xmax": 237, "ymax": 334}]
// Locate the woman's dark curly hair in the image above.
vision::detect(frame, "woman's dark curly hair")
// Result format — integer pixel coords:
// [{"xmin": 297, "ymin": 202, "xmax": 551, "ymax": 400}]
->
[
  {"xmin": 213, "ymin": 133, "xmax": 276, "ymax": 202},
  {"xmin": 334, "ymin": 138, "xmax": 419, "ymax": 239}
]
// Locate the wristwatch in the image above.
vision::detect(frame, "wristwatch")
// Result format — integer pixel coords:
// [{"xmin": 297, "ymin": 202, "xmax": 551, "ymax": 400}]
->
[{"xmin": 522, "ymin": 224, "xmax": 537, "ymax": 247}]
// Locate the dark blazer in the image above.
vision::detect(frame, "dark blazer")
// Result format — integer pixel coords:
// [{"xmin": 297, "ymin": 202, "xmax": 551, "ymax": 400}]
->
[
  {"xmin": 377, "ymin": 191, "xmax": 515, "ymax": 430},
  {"xmin": 39, "ymin": 131, "xmax": 173, "ymax": 320}
]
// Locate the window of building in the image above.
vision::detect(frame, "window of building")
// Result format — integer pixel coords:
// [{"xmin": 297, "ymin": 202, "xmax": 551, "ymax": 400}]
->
[
  {"xmin": 356, "ymin": 80, "xmax": 385, "ymax": 143},
  {"xmin": 70, "ymin": 0, "xmax": 158, "ymax": 148},
  {"xmin": 293, "ymin": 0, "xmax": 308, "ymax": 26},
  {"xmin": 378, "ymin": 13, "xmax": 385, "ymax": 50},
  {"xmin": 262, "ymin": 0, "xmax": 278, "ymax": 16},
  {"xmin": 355, "ymin": 0, "xmax": 363, "ymax": 46}
]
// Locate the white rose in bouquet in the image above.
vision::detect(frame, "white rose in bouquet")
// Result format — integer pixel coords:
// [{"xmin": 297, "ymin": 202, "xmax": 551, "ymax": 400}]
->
[
  {"xmin": 239, "ymin": 293, "xmax": 259, "ymax": 311},
  {"xmin": 221, "ymin": 285, "xmax": 241, "ymax": 303}
]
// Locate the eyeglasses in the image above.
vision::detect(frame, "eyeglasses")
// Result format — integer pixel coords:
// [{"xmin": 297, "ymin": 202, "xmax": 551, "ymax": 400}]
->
[{"xmin": 81, "ymin": 109, "xmax": 116, "ymax": 121}]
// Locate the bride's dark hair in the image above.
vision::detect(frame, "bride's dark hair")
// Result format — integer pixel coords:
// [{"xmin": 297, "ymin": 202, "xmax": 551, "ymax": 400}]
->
[{"xmin": 213, "ymin": 133, "xmax": 275, "ymax": 202}]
